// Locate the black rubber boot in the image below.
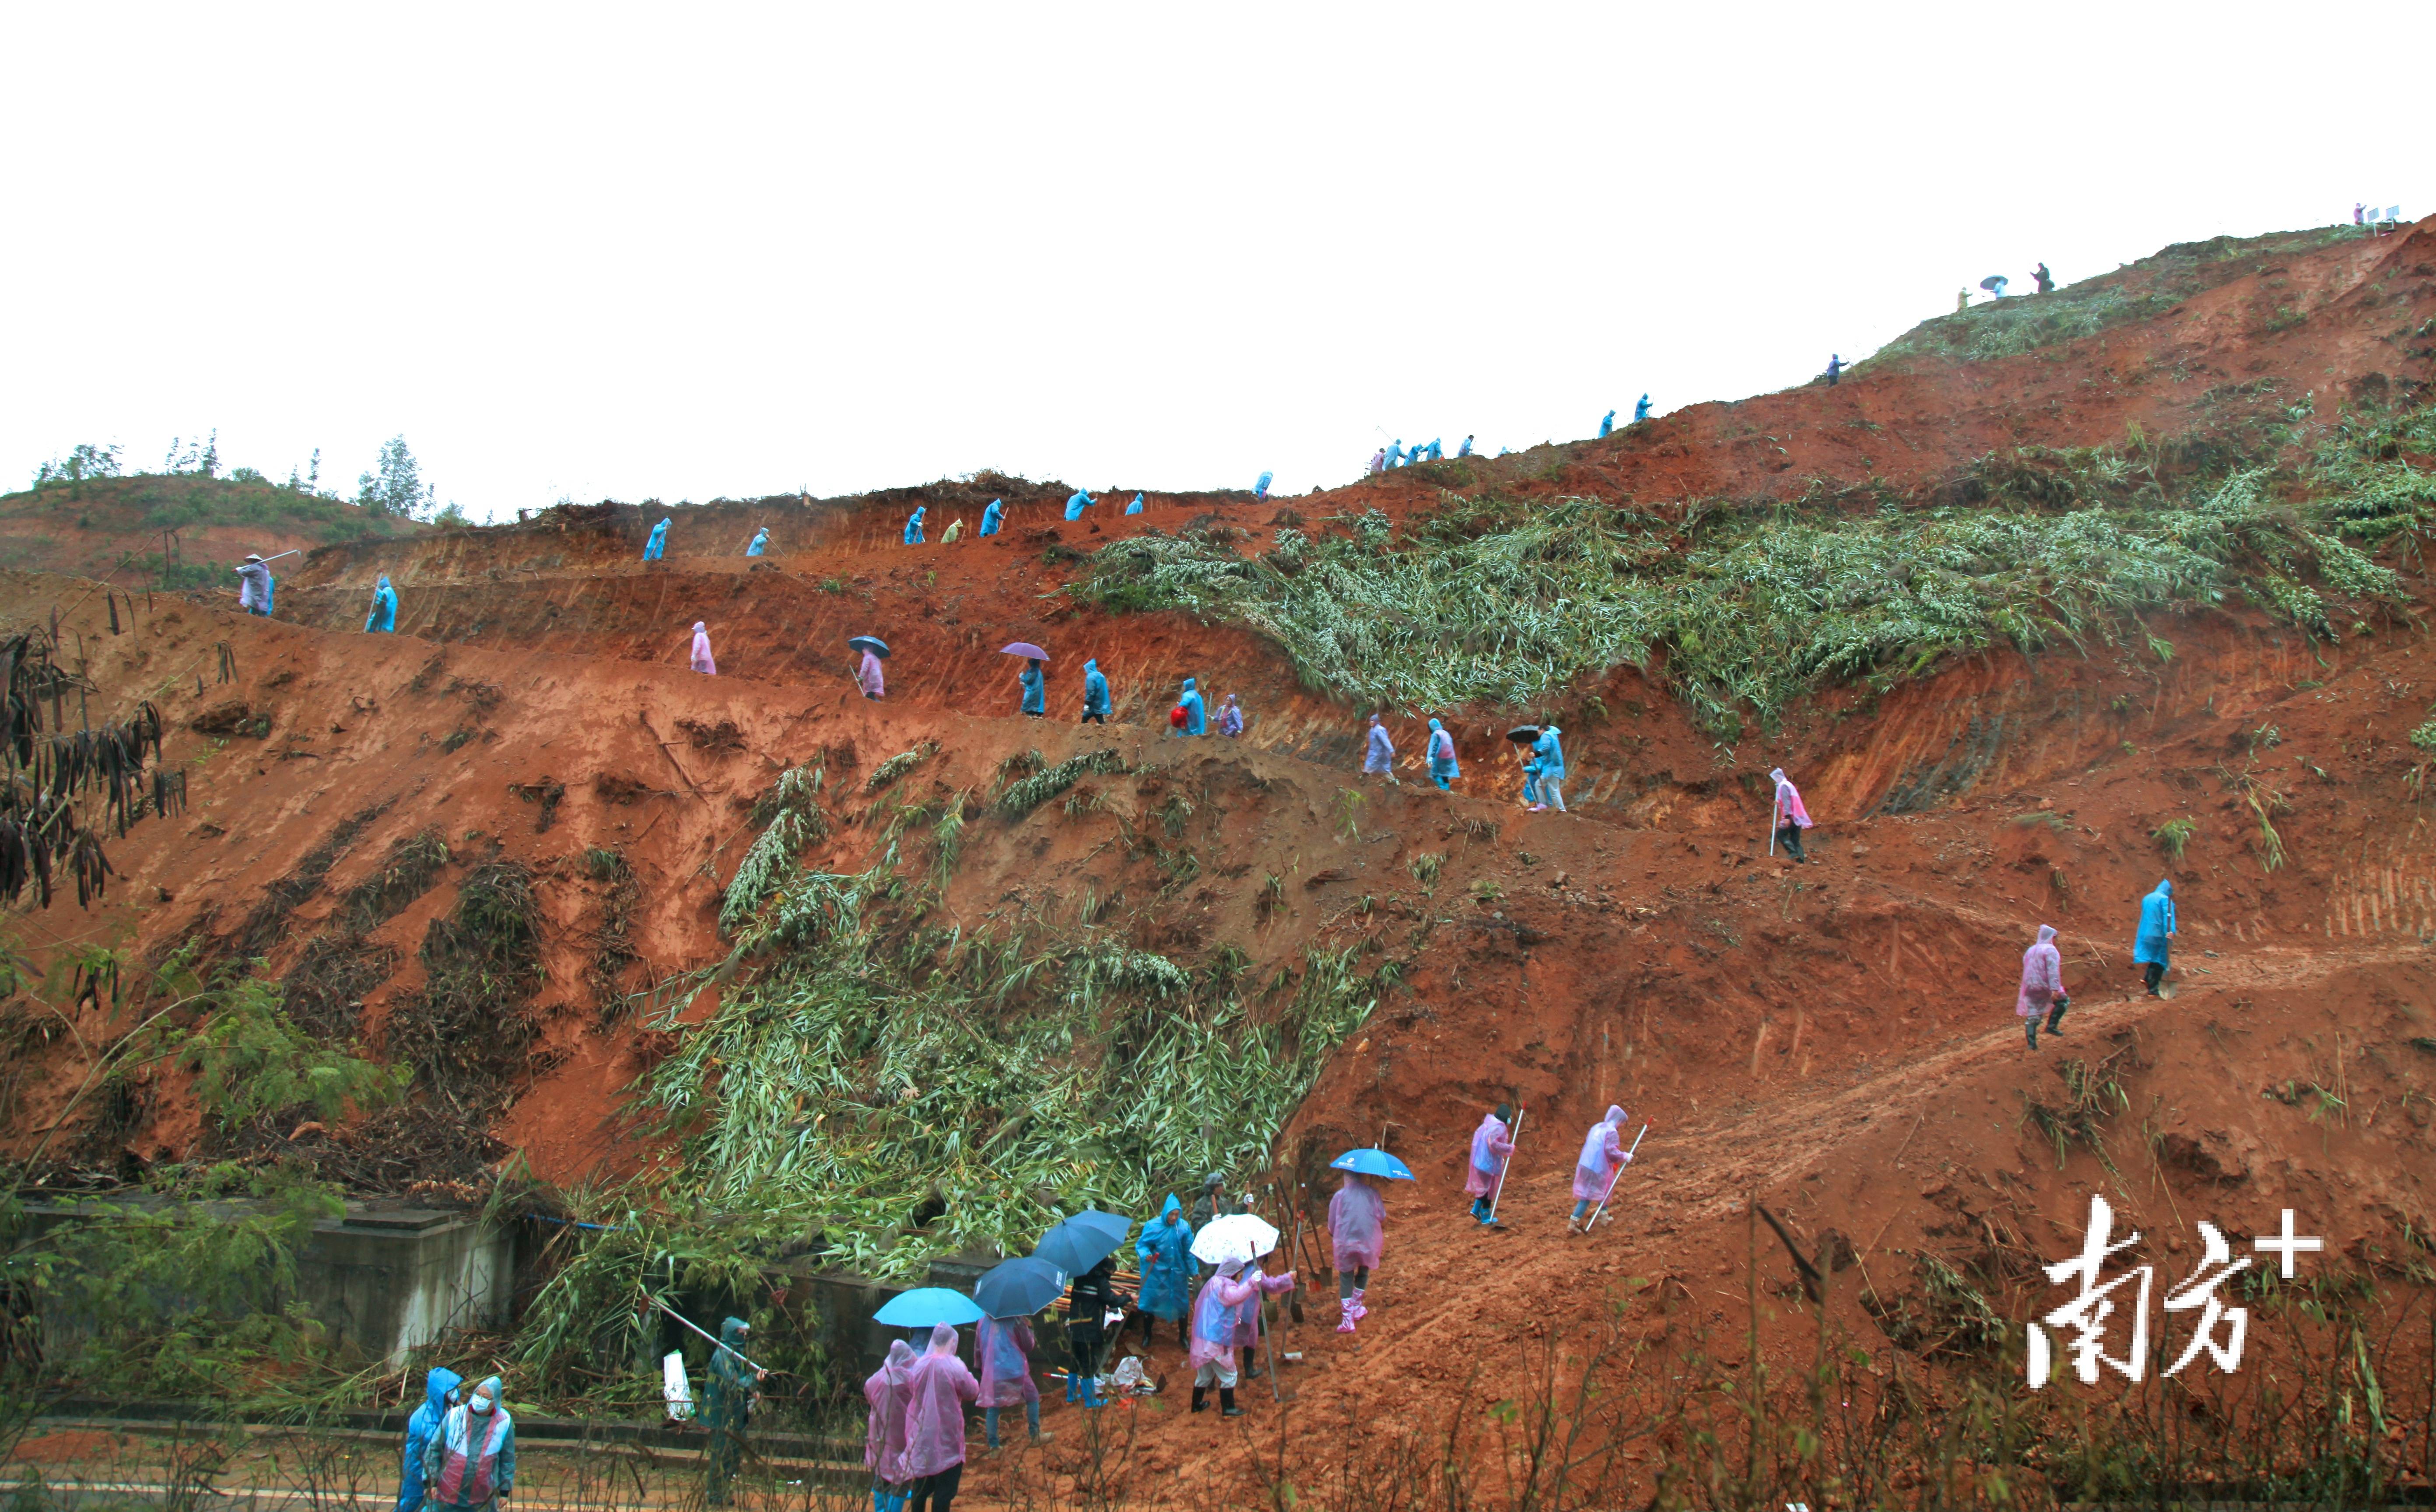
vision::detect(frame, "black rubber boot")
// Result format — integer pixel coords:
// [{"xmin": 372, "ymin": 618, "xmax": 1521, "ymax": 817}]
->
[
  {"xmin": 2047, "ymin": 998, "xmax": 2068, "ymax": 1036},
  {"xmin": 1220, "ymin": 1387, "xmax": 1241, "ymax": 1418},
  {"xmin": 2024, "ymin": 1019, "xmax": 2038, "ymax": 1050},
  {"xmin": 1190, "ymin": 1386, "xmax": 1207, "ymax": 1414}
]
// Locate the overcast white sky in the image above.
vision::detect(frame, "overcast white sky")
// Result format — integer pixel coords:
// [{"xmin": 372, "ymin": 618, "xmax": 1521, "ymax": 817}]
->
[{"xmin": 3, "ymin": 4, "xmax": 2426, "ymax": 520}]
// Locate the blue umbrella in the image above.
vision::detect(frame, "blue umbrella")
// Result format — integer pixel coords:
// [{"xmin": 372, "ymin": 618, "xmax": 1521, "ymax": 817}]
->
[
  {"xmin": 974, "ymin": 1256, "xmax": 1068, "ymax": 1319},
  {"xmin": 1330, "ymin": 1148, "xmax": 1417, "ymax": 1181},
  {"xmin": 1058, "ymin": 1208, "xmax": 1132, "ymax": 1242},
  {"xmin": 873, "ymin": 1287, "xmax": 984, "ymax": 1328},
  {"xmin": 1035, "ymin": 1219, "xmax": 1124, "ymax": 1277}
]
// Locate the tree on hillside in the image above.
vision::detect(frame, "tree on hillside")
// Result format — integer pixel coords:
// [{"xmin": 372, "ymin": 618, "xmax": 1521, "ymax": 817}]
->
[
  {"xmin": 32, "ymin": 444, "xmax": 123, "ymax": 495},
  {"xmin": 357, "ymin": 435, "xmax": 436, "ymax": 519}
]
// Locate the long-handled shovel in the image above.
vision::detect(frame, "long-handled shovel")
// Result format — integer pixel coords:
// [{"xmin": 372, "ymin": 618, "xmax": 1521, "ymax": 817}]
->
[
  {"xmin": 1588, "ymin": 1122, "xmax": 1653, "ymax": 1231},
  {"xmin": 1484, "ymin": 1104, "xmax": 1524, "ymax": 1230}
]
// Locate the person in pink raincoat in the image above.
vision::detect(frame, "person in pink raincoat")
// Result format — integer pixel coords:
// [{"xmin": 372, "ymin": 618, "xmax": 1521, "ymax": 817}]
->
[
  {"xmin": 1770, "ymin": 768, "xmax": 1812, "ymax": 863},
  {"xmin": 857, "ymin": 646, "xmax": 885, "ymax": 700},
  {"xmin": 1327, "ymin": 1171, "xmax": 1386, "ymax": 1335},
  {"xmin": 1227, "ymin": 1258, "xmax": 1296, "ymax": 1382},
  {"xmin": 1187, "ymin": 1256, "xmax": 1294, "ymax": 1419},
  {"xmin": 899, "ymin": 1323, "xmax": 978, "ymax": 1511},
  {"xmin": 974, "ymin": 1314, "xmax": 1049, "ymax": 1451},
  {"xmin": 863, "ymin": 1340, "xmax": 916, "ymax": 1512},
  {"xmin": 1567, "ymin": 1105, "xmax": 1632, "ymax": 1234},
  {"xmin": 1464, "ymin": 1103, "xmax": 1517, "ymax": 1226},
  {"xmin": 1219, "ymin": 693, "xmax": 1244, "ymax": 738},
  {"xmin": 690, "ymin": 622, "xmax": 717, "ymax": 676},
  {"xmin": 2018, "ymin": 924, "xmax": 2070, "ymax": 1050}
]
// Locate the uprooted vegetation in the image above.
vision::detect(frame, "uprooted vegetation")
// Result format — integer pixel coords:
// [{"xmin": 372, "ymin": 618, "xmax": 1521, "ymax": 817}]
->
[{"xmin": 1076, "ymin": 419, "xmax": 2420, "ymax": 732}]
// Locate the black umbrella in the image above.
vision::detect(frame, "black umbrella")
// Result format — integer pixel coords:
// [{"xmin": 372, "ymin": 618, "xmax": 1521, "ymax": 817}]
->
[
  {"xmin": 974, "ymin": 1256, "xmax": 1066, "ymax": 1319},
  {"xmin": 1505, "ymin": 725, "xmax": 1542, "ymax": 745},
  {"xmin": 1979, "ymin": 275, "xmax": 2008, "ymax": 293}
]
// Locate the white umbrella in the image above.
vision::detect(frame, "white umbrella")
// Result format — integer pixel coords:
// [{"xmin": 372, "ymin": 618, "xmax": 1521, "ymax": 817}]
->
[{"xmin": 1189, "ymin": 1212, "xmax": 1279, "ymax": 1265}]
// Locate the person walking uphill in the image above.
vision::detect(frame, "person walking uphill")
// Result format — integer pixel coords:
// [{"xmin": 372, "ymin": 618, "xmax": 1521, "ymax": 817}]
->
[
  {"xmin": 1598, "ymin": 409, "xmax": 1616, "ymax": 438},
  {"xmin": 1133, "ymin": 1194, "xmax": 1194, "ymax": 1348},
  {"xmin": 396, "ymin": 1367, "xmax": 460, "ymax": 1512},
  {"xmin": 1529, "ymin": 724, "xmax": 1566, "ymax": 812},
  {"xmin": 2018, "ymin": 925, "xmax": 2071, "ymax": 1050},
  {"xmin": 1218, "ymin": 693, "xmax": 1243, "ymax": 738},
  {"xmin": 644, "ymin": 518, "xmax": 669, "ymax": 561},
  {"xmin": 689, "ymin": 623, "xmax": 718, "ymax": 676},
  {"xmin": 903, "ymin": 507, "xmax": 926, "ymax": 545},
  {"xmin": 1329, "ymin": 1170, "xmax": 1386, "ymax": 1334},
  {"xmin": 976, "ymin": 1314, "xmax": 1049, "ymax": 1449},
  {"xmin": 1365, "ymin": 715, "xmax": 1396, "ymax": 781},
  {"xmin": 1770, "ymin": 767, "xmax": 1812, "ymax": 861},
  {"xmin": 1174, "ymin": 678, "xmax": 1206, "ymax": 736},
  {"xmin": 365, "ymin": 575, "xmax": 398, "ymax": 634},
  {"xmin": 901, "ymin": 1324, "xmax": 978, "ymax": 1512},
  {"xmin": 1465, "ymin": 1103, "xmax": 1516, "ymax": 1225},
  {"xmin": 865, "ymin": 1340, "xmax": 917, "ymax": 1512},
  {"xmin": 1427, "ymin": 718, "xmax": 1460, "ymax": 791},
  {"xmin": 1019, "ymin": 658, "xmax": 1045, "ymax": 718},
  {"xmin": 979, "ymin": 498, "xmax": 1003, "ymax": 537},
  {"xmin": 1064, "ymin": 490, "xmax": 1095, "ymax": 522},
  {"xmin": 1567, "ymin": 1106, "xmax": 1633, "ymax": 1235},
  {"xmin": 2135, "ymin": 879, "xmax": 2176, "ymax": 996},
  {"xmin": 422, "ymin": 1376, "xmax": 513, "ymax": 1512},
  {"xmin": 746, "ymin": 528, "xmax": 769, "ymax": 557},
  {"xmin": 702, "ymin": 1317, "xmax": 763, "ymax": 1506},
  {"xmin": 1081, "ymin": 659, "xmax": 1110, "ymax": 724}
]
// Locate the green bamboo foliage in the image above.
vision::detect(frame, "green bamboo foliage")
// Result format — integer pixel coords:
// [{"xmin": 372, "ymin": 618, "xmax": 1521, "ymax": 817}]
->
[
  {"xmin": 1074, "ymin": 464, "xmax": 2405, "ymax": 732},
  {"xmin": 643, "ymin": 861, "xmax": 1379, "ymax": 1281}
]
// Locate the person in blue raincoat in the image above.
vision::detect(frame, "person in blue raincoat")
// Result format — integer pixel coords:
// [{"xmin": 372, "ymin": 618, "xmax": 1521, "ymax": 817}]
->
[
  {"xmin": 1065, "ymin": 490, "xmax": 1095, "ymax": 521},
  {"xmin": 1254, "ymin": 472, "xmax": 1272, "ymax": 500},
  {"xmin": 365, "ymin": 575, "xmax": 398, "ymax": 634},
  {"xmin": 422, "ymin": 1376, "xmax": 513, "ymax": 1512},
  {"xmin": 903, "ymin": 507, "xmax": 925, "ymax": 545},
  {"xmin": 979, "ymin": 498, "xmax": 1003, "ymax": 536},
  {"xmin": 1132, "ymin": 1194, "xmax": 1195, "ymax": 1349},
  {"xmin": 1385, "ymin": 441, "xmax": 1405, "ymax": 468},
  {"xmin": 1364, "ymin": 715, "xmax": 1395, "ymax": 781},
  {"xmin": 1634, "ymin": 394, "xmax": 1651, "ymax": 423},
  {"xmin": 1424, "ymin": 440, "xmax": 1442, "ymax": 462},
  {"xmin": 397, "ymin": 1366, "xmax": 461, "ymax": 1512},
  {"xmin": 1125, "ymin": 493, "xmax": 1143, "ymax": 514},
  {"xmin": 1458, "ymin": 435, "xmax": 1475, "ymax": 457},
  {"xmin": 1019, "ymin": 658, "xmax": 1046, "ymax": 718},
  {"xmin": 1530, "ymin": 724, "xmax": 1567, "ymax": 812},
  {"xmin": 1081, "ymin": 658, "xmax": 1111, "ymax": 724},
  {"xmin": 1174, "ymin": 677, "xmax": 1206, "ymax": 736},
  {"xmin": 2135, "ymin": 879, "xmax": 2176, "ymax": 996},
  {"xmin": 1598, "ymin": 410, "xmax": 1615, "ymax": 438},
  {"xmin": 746, "ymin": 528, "xmax": 768, "ymax": 556},
  {"xmin": 644, "ymin": 518, "xmax": 669, "ymax": 560},
  {"xmin": 1426, "ymin": 718, "xmax": 1460, "ymax": 791}
]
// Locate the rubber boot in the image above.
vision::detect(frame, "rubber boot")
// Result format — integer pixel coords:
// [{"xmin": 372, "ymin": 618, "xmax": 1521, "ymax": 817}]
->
[
  {"xmin": 1349, "ymin": 1287, "xmax": 1368, "ymax": 1321},
  {"xmin": 1191, "ymin": 1386, "xmax": 1207, "ymax": 1414},
  {"xmin": 1220, "ymin": 1386, "xmax": 1242, "ymax": 1418},
  {"xmin": 2024, "ymin": 1019, "xmax": 2038, "ymax": 1051},
  {"xmin": 1336, "ymin": 1297, "xmax": 1357, "ymax": 1334},
  {"xmin": 1081, "ymin": 1375, "xmax": 1104, "ymax": 1409},
  {"xmin": 1064, "ymin": 1371, "xmax": 1080, "ymax": 1404},
  {"xmin": 2047, "ymin": 998, "xmax": 2068, "ymax": 1037}
]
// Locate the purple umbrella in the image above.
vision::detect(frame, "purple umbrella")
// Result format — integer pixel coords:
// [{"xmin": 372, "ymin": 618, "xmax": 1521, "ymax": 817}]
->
[{"xmin": 1000, "ymin": 642, "xmax": 1049, "ymax": 661}]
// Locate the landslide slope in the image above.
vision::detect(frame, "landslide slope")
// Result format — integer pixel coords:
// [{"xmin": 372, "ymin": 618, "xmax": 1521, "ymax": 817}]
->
[{"xmin": 2, "ymin": 219, "xmax": 2434, "ymax": 1498}]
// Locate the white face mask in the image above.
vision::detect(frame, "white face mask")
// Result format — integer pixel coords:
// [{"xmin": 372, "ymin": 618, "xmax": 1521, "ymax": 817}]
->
[{"xmin": 470, "ymin": 1395, "xmax": 495, "ymax": 1415}]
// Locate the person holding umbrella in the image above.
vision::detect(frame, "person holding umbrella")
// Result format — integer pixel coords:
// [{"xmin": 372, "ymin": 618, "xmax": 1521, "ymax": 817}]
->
[
  {"xmin": 975, "ymin": 1312, "xmax": 1050, "ymax": 1450},
  {"xmin": 900, "ymin": 1324, "xmax": 979, "ymax": 1512},
  {"xmin": 1328, "ymin": 1165, "xmax": 1390, "ymax": 1334},
  {"xmin": 1019, "ymin": 658, "xmax": 1045, "ymax": 718},
  {"xmin": 852, "ymin": 636, "xmax": 888, "ymax": 700},
  {"xmin": 1132, "ymin": 1194, "xmax": 1194, "ymax": 1349}
]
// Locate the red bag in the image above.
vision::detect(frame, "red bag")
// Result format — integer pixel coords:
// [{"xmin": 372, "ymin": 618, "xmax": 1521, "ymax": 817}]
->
[{"xmin": 1169, "ymin": 706, "xmax": 1188, "ymax": 728}]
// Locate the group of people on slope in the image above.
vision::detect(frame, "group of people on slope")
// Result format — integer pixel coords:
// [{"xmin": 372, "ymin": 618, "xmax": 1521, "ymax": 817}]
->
[
  {"xmin": 1463, "ymin": 1102, "xmax": 1640, "ymax": 1237},
  {"xmin": 1367, "ymin": 717, "xmax": 1573, "ymax": 811},
  {"xmin": 2015, "ymin": 878, "xmax": 2178, "ymax": 1050}
]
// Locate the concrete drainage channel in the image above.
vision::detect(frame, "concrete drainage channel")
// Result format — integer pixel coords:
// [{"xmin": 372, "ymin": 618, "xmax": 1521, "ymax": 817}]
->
[{"xmin": 16, "ymin": 1404, "xmax": 869, "ymax": 1507}]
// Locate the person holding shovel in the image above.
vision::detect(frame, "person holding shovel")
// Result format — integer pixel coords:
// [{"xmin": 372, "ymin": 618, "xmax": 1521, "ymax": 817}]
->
[
  {"xmin": 1566, "ymin": 1106, "xmax": 1633, "ymax": 1235},
  {"xmin": 1328, "ymin": 1170, "xmax": 1386, "ymax": 1334},
  {"xmin": 1464, "ymin": 1103, "xmax": 1516, "ymax": 1225},
  {"xmin": 235, "ymin": 553, "xmax": 275, "ymax": 616}
]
